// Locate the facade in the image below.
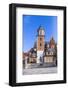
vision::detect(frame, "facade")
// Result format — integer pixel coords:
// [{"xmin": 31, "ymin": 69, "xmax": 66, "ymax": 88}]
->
[{"xmin": 23, "ymin": 26, "xmax": 57, "ymax": 66}]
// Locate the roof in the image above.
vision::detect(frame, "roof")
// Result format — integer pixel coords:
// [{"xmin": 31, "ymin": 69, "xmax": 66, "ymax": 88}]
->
[
  {"xmin": 46, "ymin": 48, "xmax": 56, "ymax": 52},
  {"xmin": 29, "ymin": 48, "xmax": 36, "ymax": 54},
  {"xmin": 37, "ymin": 26, "xmax": 45, "ymax": 32},
  {"xmin": 23, "ymin": 53, "xmax": 29, "ymax": 58},
  {"xmin": 50, "ymin": 37, "xmax": 55, "ymax": 45}
]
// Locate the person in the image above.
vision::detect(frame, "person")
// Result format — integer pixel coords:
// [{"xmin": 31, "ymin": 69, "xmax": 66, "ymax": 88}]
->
[
  {"xmin": 40, "ymin": 56, "xmax": 43, "ymax": 65},
  {"xmin": 23, "ymin": 59, "xmax": 25, "ymax": 69}
]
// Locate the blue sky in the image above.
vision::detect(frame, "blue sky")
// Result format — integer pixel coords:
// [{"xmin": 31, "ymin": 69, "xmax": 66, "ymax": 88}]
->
[{"xmin": 22, "ymin": 15, "xmax": 57, "ymax": 52}]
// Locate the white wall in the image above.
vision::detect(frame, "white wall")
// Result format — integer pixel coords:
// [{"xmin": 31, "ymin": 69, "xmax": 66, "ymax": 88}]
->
[{"xmin": 0, "ymin": 0, "xmax": 68, "ymax": 90}]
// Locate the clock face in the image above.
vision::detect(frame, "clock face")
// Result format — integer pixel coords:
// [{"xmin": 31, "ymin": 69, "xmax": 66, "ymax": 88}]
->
[{"xmin": 39, "ymin": 30, "xmax": 45, "ymax": 36}]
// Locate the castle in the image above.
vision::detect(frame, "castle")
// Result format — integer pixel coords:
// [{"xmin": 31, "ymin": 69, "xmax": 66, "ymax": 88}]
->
[{"xmin": 23, "ymin": 26, "xmax": 57, "ymax": 67}]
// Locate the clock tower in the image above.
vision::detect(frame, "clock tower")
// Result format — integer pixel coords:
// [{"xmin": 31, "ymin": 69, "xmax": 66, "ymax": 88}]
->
[{"xmin": 37, "ymin": 26, "xmax": 45, "ymax": 63}]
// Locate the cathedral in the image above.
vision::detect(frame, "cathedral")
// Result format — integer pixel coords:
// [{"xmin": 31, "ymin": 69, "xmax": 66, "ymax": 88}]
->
[{"xmin": 23, "ymin": 26, "xmax": 57, "ymax": 67}]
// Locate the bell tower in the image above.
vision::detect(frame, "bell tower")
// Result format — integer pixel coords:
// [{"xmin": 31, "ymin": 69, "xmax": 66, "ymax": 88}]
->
[{"xmin": 37, "ymin": 26, "xmax": 45, "ymax": 63}]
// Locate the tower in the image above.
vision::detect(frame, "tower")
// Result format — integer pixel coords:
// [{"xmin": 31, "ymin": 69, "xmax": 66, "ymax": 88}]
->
[
  {"xmin": 50, "ymin": 37, "xmax": 55, "ymax": 49},
  {"xmin": 37, "ymin": 26, "xmax": 45, "ymax": 63}
]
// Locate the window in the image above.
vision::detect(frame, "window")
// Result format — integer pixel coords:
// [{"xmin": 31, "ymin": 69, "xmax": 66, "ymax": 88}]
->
[
  {"xmin": 40, "ymin": 43, "xmax": 42, "ymax": 46},
  {"xmin": 40, "ymin": 38, "xmax": 42, "ymax": 40}
]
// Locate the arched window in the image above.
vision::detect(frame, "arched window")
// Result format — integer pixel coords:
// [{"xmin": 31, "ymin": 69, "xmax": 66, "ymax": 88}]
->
[
  {"xmin": 40, "ymin": 43, "xmax": 42, "ymax": 47},
  {"xmin": 40, "ymin": 38, "xmax": 42, "ymax": 41}
]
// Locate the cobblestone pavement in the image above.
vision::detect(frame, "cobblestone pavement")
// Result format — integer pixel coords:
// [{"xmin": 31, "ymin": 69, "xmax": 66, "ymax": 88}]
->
[{"xmin": 23, "ymin": 67, "xmax": 57, "ymax": 75}]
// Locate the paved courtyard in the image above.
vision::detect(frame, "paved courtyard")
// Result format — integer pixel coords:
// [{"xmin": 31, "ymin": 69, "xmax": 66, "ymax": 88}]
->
[{"xmin": 23, "ymin": 67, "xmax": 57, "ymax": 75}]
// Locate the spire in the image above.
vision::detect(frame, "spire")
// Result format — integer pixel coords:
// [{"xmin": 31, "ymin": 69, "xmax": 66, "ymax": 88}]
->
[
  {"xmin": 51, "ymin": 37, "xmax": 54, "ymax": 40},
  {"xmin": 50, "ymin": 36, "xmax": 55, "ymax": 45}
]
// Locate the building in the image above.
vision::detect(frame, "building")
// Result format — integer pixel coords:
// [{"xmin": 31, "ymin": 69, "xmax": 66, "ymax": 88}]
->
[
  {"xmin": 23, "ymin": 26, "xmax": 57, "ymax": 66},
  {"xmin": 37, "ymin": 26, "xmax": 45, "ymax": 63}
]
